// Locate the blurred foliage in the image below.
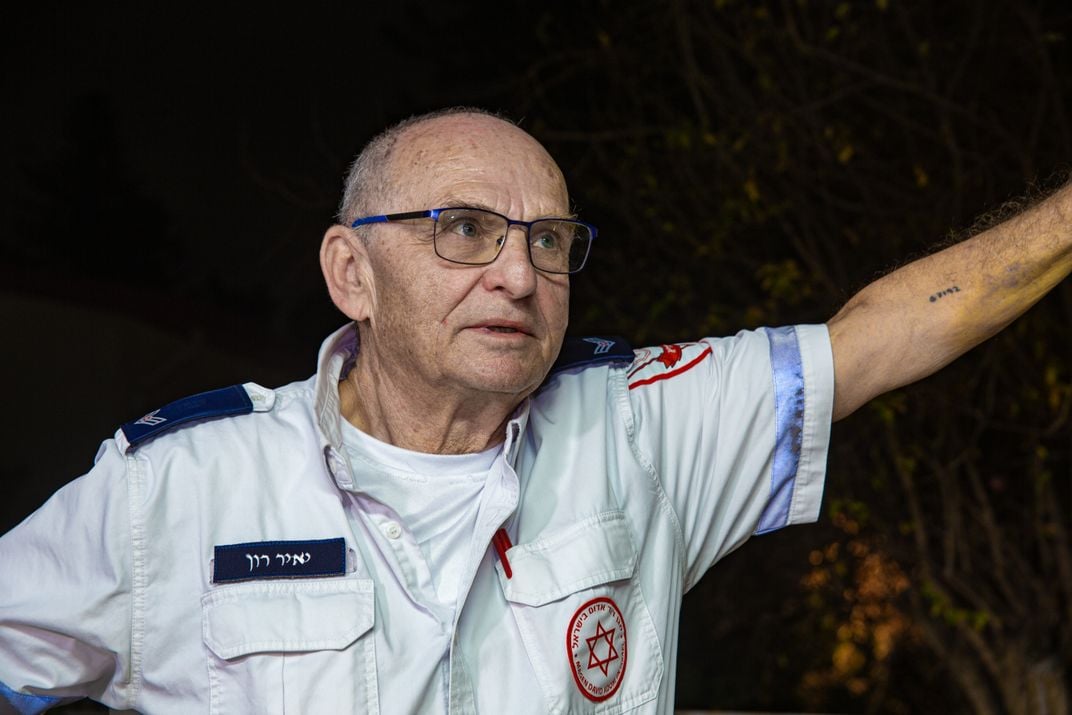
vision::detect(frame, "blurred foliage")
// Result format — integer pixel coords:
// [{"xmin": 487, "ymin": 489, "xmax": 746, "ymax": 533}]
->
[
  {"xmin": 510, "ymin": 0, "xmax": 1072, "ymax": 713},
  {"xmin": 797, "ymin": 503, "xmax": 915, "ymax": 712}
]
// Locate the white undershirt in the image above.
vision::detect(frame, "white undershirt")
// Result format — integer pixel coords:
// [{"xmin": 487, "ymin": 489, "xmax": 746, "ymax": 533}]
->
[{"xmin": 340, "ymin": 420, "xmax": 499, "ymax": 609}]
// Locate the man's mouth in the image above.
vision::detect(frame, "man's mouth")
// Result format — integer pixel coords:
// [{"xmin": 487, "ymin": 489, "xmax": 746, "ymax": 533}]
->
[{"xmin": 472, "ymin": 321, "xmax": 532, "ymax": 336}]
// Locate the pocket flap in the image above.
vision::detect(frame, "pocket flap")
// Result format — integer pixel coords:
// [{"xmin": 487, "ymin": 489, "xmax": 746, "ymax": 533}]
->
[
  {"xmin": 499, "ymin": 511, "xmax": 637, "ymax": 606},
  {"xmin": 202, "ymin": 578, "xmax": 374, "ymax": 659}
]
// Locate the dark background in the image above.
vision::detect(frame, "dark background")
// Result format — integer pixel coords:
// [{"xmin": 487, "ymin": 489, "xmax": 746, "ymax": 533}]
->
[{"xmin": 3, "ymin": 2, "xmax": 1071, "ymax": 713}]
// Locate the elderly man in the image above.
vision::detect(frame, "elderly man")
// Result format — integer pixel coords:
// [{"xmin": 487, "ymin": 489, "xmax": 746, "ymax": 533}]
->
[{"xmin": 1, "ymin": 108, "xmax": 1069, "ymax": 713}]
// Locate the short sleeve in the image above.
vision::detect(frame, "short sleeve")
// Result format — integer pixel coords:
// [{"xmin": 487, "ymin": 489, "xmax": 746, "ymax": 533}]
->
[
  {"xmin": 626, "ymin": 325, "xmax": 834, "ymax": 589},
  {"xmin": 0, "ymin": 439, "xmax": 135, "ymax": 711}
]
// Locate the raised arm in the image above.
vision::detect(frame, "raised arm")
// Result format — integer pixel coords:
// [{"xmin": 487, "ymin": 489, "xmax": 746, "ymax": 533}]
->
[{"xmin": 827, "ymin": 181, "xmax": 1072, "ymax": 421}]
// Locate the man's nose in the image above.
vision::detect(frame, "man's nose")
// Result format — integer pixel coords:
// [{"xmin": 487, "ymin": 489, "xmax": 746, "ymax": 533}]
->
[{"xmin": 482, "ymin": 225, "xmax": 538, "ymax": 297}]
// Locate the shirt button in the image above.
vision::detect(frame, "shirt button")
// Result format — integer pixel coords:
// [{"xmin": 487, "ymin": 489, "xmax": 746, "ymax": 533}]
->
[{"xmin": 382, "ymin": 521, "xmax": 403, "ymax": 540}]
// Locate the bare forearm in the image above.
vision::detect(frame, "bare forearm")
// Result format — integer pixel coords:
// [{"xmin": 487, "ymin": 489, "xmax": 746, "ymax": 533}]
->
[{"xmin": 828, "ymin": 181, "xmax": 1072, "ymax": 420}]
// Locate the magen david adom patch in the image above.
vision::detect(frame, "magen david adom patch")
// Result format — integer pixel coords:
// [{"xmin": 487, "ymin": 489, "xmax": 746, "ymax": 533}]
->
[{"xmin": 566, "ymin": 596, "xmax": 627, "ymax": 702}]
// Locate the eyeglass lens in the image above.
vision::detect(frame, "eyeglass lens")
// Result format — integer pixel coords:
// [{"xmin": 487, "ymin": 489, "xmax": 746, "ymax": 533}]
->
[{"xmin": 433, "ymin": 208, "xmax": 591, "ymax": 274}]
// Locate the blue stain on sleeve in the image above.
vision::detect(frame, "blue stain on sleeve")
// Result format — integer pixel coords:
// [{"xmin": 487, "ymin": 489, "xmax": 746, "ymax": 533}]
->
[
  {"xmin": 0, "ymin": 681, "xmax": 61, "ymax": 714},
  {"xmin": 756, "ymin": 326, "xmax": 806, "ymax": 534}
]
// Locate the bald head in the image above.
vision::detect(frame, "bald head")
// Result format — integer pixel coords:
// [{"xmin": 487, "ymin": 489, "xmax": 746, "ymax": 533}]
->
[{"xmin": 337, "ymin": 108, "xmax": 568, "ymax": 226}]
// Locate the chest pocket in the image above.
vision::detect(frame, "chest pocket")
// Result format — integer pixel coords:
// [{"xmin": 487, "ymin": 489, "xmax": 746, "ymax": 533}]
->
[
  {"xmin": 201, "ymin": 578, "xmax": 378, "ymax": 715},
  {"xmin": 498, "ymin": 511, "xmax": 664, "ymax": 714}
]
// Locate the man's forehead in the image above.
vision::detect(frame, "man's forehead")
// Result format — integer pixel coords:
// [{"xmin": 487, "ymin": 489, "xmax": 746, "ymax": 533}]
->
[{"xmin": 385, "ymin": 115, "xmax": 569, "ymax": 210}]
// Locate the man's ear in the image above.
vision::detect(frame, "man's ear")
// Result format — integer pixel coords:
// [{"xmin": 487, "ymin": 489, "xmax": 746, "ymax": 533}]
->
[{"xmin": 320, "ymin": 225, "xmax": 375, "ymax": 322}]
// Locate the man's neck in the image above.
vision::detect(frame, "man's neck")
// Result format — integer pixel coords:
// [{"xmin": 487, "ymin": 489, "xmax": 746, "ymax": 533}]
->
[{"xmin": 338, "ymin": 358, "xmax": 521, "ymax": 455}]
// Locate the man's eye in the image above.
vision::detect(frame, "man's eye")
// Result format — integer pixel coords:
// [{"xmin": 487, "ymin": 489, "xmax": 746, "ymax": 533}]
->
[
  {"xmin": 533, "ymin": 231, "xmax": 562, "ymax": 251},
  {"xmin": 456, "ymin": 221, "xmax": 479, "ymax": 237},
  {"xmin": 533, "ymin": 230, "xmax": 570, "ymax": 252},
  {"xmin": 443, "ymin": 215, "xmax": 490, "ymax": 239}
]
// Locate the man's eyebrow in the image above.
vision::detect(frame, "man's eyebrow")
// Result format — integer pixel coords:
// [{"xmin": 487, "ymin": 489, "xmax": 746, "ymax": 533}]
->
[
  {"xmin": 436, "ymin": 197, "xmax": 579, "ymax": 220},
  {"xmin": 437, "ymin": 198, "xmax": 497, "ymax": 213}
]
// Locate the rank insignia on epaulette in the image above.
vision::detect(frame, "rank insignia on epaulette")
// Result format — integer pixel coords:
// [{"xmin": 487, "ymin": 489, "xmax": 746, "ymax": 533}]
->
[
  {"xmin": 549, "ymin": 336, "xmax": 634, "ymax": 375},
  {"xmin": 117, "ymin": 382, "xmax": 274, "ymax": 452}
]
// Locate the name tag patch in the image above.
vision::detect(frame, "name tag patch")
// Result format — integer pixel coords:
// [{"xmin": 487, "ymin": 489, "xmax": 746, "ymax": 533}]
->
[{"xmin": 213, "ymin": 538, "xmax": 346, "ymax": 583}]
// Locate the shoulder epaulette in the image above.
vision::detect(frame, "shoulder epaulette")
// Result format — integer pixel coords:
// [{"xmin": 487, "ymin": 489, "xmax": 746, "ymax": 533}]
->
[
  {"xmin": 549, "ymin": 336, "xmax": 634, "ymax": 375},
  {"xmin": 119, "ymin": 383, "xmax": 266, "ymax": 452}
]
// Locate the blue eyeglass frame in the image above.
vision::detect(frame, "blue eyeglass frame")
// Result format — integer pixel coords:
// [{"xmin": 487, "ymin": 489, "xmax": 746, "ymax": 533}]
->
[{"xmin": 349, "ymin": 207, "xmax": 598, "ymax": 274}]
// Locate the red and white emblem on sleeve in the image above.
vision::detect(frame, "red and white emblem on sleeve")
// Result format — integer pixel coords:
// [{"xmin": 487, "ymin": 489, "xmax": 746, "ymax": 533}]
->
[
  {"xmin": 566, "ymin": 597, "xmax": 627, "ymax": 702},
  {"xmin": 627, "ymin": 342, "xmax": 712, "ymax": 390}
]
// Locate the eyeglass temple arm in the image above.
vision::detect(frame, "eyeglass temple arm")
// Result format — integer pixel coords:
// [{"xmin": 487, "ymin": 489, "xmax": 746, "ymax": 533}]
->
[{"xmin": 350, "ymin": 210, "xmax": 433, "ymax": 228}]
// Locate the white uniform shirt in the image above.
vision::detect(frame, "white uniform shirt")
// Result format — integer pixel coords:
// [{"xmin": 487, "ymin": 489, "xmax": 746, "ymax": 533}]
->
[
  {"xmin": 337, "ymin": 420, "xmax": 498, "ymax": 710},
  {"xmin": 340, "ymin": 421, "xmax": 498, "ymax": 608},
  {"xmin": 0, "ymin": 322, "xmax": 833, "ymax": 714}
]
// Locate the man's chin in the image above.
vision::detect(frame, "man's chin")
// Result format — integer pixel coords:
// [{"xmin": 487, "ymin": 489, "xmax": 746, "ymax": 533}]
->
[
  {"xmin": 446, "ymin": 335, "xmax": 560, "ymax": 397},
  {"xmin": 454, "ymin": 362, "xmax": 547, "ymax": 399}
]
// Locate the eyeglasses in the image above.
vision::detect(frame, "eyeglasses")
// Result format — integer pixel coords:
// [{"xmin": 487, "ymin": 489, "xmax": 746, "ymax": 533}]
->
[{"xmin": 350, "ymin": 207, "xmax": 597, "ymax": 274}]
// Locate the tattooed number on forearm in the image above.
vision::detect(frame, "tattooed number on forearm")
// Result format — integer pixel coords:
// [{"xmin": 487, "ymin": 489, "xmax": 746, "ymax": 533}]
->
[{"xmin": 929, "ymin": 285, "xmax": 961, "ymax": 303}]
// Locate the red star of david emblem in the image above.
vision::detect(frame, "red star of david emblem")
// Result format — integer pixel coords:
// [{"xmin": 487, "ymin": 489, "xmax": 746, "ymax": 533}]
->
[
  {"xmin": 585, "ymin": 620, "xmax": 619, "ymax": 676},
  {"xmin": 656, "ymin": 344, "xmax": 683, "ymax": 368}
]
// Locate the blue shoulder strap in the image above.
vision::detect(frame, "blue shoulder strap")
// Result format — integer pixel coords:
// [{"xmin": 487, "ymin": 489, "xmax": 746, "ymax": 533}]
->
[
  {"xmin": 549, "ymin": 336, "xmax": 634, "ymax": 374},
  {"xmin": 120, "ymin": 384, "xmax": 254, "ymax": 450}
]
